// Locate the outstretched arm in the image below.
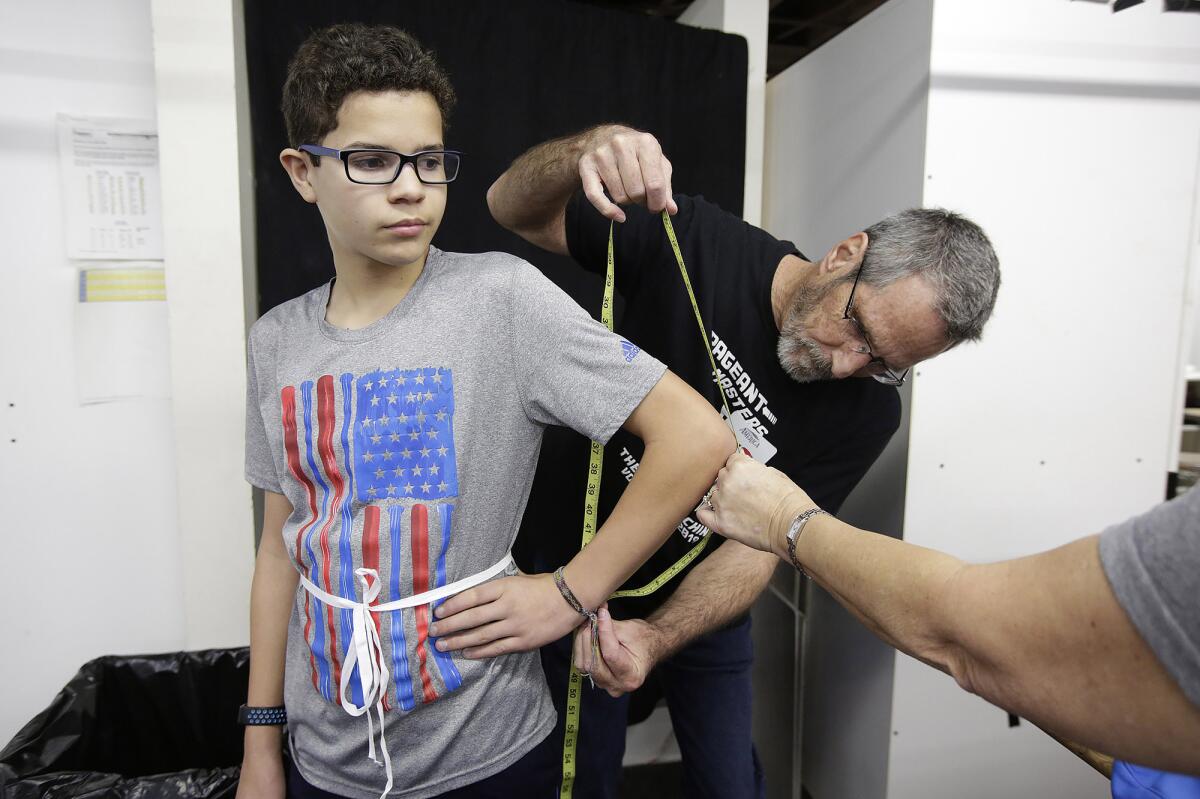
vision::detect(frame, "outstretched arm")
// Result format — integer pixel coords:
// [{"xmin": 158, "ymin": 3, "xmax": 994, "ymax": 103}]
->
[{"xmin": 687, "ymin": 452, "xmax": 1200, "ymax": 774}]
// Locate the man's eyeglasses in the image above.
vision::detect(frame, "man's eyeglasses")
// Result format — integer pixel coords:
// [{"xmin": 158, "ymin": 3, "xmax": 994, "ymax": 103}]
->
[
  {"xmin": 299, "ymin": 145, "xmax": 463, "ymax": 185},
  {"xmin": 843, "ymin": 266, "xmax": 909, "ymax": 387}
]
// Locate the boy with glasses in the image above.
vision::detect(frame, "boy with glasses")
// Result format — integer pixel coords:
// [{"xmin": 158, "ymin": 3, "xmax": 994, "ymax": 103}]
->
[{"xmin": 237, "ymin": 25, "xmax": 732, "ymax": 799}]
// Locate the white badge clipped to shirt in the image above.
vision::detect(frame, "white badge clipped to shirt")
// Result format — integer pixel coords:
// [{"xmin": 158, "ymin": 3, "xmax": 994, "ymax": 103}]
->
[{"xmin": 722, "ymin": 407, "xmax": 778, "ymax": 464}]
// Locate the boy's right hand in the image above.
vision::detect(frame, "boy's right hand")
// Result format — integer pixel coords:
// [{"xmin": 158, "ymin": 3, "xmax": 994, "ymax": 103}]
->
[
  {"xmin": 430, "ymin": 572, "xmax": 583, "ymax": 658},
  {"xmin": 236, "ymin": 730, "xmax": 286, "ymax": 799}
]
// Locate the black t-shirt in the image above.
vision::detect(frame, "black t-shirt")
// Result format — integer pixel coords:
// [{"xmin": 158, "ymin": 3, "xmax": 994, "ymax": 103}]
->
[{"xmin": 513, "ymin": 193, "xmax": 900, "ymax": 617}]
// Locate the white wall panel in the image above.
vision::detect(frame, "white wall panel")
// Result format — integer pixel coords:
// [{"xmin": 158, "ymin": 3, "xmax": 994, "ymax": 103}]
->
[
  {"xmin": 0, "ymin": 0, "xmax": 186, "ymax": 743},
  {"xmin": 906, "ymin": 84, "xmax": 1200, "ymax": 562},
  {"xmin": 765, "ymin": 1, "xmax": 1200, "ymax": 796},
  {"xmin": 764, "ymin": 0, "xmax": 934, "ymax": 795},
  {"xmin": 151, "ymin": 0, "xmax": 255, "ymax": 649},
  {"xmin": 889, "ymin": 655, "xmax": 1105, "ymax": 799},
  {"xmin": 890, "ymin": 1, "xmax": 1200, "ymax": 797},
  {"xmin": 764, "ymin": 0, "xmax": 934, "ymax": 256}
]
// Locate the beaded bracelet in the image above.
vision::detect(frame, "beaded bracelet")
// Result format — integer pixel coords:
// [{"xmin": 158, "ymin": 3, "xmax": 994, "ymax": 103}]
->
[{"xmin": 553, "ymin": 567, "xmax": 600, "ymax": 686}]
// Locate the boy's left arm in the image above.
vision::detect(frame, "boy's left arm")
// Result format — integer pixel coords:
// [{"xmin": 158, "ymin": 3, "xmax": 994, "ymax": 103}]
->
[{"xmin": 430, "ymin": 370, "xmax": 734, "ymax": 657}]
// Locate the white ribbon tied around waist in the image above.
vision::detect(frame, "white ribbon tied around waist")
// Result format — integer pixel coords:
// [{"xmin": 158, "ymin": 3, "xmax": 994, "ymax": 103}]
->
[{"xmin": 299, "ymin": 552, "xmax": 514, "ymax": 799}]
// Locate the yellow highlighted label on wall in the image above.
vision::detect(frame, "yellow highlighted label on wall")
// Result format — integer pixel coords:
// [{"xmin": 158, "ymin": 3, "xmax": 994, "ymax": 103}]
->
[{"xmin": 78, "ymin": 267, "xmax": 166, "ymax": 302}]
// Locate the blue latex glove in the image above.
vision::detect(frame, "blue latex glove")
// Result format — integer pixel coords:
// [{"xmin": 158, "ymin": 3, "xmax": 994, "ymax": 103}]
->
[{"xmin": 1111, "ymin": 761, "xmax": 1200, "ymax": 799}]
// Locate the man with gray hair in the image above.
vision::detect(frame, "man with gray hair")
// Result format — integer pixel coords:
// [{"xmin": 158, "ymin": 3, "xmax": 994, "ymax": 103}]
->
[{"xmin": 483, "ymin": 125, "xmax": 1000, "ymax": 798}]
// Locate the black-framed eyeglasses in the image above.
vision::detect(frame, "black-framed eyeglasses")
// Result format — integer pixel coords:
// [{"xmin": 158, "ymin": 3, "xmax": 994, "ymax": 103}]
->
[
  {"xmin": 299, "ymin": 144, "xmax": 463, "ymax": 185},
  {"xmin": 843, "ymin": 266, "xmax": 909, "ymax": 387}
]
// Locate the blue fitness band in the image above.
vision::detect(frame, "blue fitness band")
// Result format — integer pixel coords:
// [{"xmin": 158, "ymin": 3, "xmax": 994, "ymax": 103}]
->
[{"xmin": 237, "ymin": 704, "xmax": 287, "ymax": 726}]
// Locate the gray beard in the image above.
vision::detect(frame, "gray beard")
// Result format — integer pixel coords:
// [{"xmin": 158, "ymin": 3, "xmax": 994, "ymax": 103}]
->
[
  {"xmin": 775, "ymin": 281, "xmax": 835, "ymax": 383},
  {"xmin": 777, "ymin": 326, "xmax": 833, "ymax": 383}
]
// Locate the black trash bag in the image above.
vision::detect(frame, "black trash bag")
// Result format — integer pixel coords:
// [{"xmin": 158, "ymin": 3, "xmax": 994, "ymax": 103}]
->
[{"xmin": 0, "ymin": 648, "xmax": 255, "ymax": 798}]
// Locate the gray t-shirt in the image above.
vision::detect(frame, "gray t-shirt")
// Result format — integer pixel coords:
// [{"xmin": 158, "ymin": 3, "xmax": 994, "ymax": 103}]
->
[
  {"xmin": 245, "ymin": 247, "xmax": 665, "ymax": 799},
  {"xmin": 1100, "ymin": 485, "xmax": 1200, "ymax": 709}
]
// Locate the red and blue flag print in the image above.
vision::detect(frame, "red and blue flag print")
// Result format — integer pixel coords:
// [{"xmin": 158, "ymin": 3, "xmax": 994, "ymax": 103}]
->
[{"xmin": 280, "ymin": 367, "xmax": 463, "ymax": 713}]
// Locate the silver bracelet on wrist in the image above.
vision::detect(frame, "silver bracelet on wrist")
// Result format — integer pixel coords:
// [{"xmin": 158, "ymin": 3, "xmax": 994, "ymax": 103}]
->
[{"xmin": 785, "ymin": 507, "xmax": 828, "ymax": 579}]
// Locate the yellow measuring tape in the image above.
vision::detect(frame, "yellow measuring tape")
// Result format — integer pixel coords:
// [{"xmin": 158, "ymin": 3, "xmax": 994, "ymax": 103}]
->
[{"xmin": 559, "ymin": 211, "xmax": 736, "ymax": 798}]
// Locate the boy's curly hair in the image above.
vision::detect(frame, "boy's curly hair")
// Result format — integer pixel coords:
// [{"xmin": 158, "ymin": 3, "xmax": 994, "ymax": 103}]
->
[{"xmin": 282, "ymin": 23, "xmax": 457, "ymax": 150}]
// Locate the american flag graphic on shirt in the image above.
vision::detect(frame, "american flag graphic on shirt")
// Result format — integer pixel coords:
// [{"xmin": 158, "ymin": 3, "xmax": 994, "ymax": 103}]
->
[{"xmin": 280, "ymin": 366, "xmax": 463, "ymax": 712}]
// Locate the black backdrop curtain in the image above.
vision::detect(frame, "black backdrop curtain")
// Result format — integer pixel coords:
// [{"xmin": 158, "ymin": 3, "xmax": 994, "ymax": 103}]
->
[{"xmin": 245, "ymin": 0, "xmax": 748, "ymax": 316}]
